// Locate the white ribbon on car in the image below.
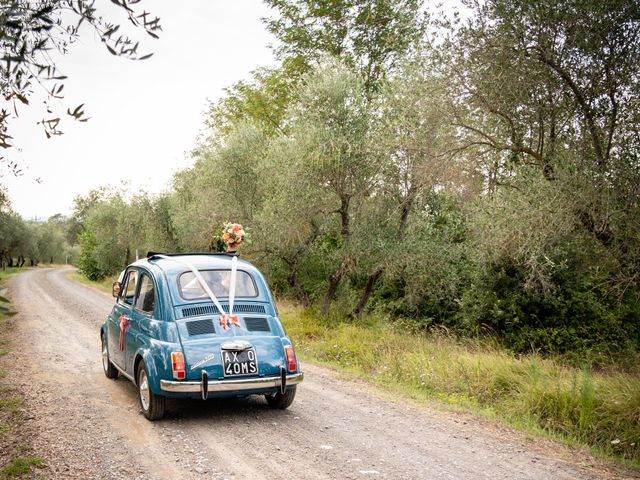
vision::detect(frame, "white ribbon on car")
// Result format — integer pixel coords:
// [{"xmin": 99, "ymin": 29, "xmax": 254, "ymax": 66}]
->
[
  {"xmin": 156, "ymin": 254, "xmax": 241, "ymax": 331},
  {"xmin": 228, "ymin": 255, "xmax": 238, "ymax": 316}
]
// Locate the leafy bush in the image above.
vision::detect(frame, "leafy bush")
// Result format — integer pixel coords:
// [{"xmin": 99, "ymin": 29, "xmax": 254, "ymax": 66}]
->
[
  {"xmin": 76, "ymin": 231, "xmax": 106, "ymax": 281},
  {"xmin": 459, "ymin": 256, "xmax": 640, "ymax": 366}
]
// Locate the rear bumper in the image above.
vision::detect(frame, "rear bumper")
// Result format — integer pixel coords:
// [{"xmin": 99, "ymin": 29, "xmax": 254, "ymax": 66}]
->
[{"xmin": 160, "ymin": 372, "xmax": 304, "ymax": 394}]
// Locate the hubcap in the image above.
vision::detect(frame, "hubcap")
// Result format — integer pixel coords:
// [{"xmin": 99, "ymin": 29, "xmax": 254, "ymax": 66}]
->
[
  {"xmin": 139, "ymin": 369, "xmax": 150, "ymax": 411},
  {"xmin": 102, "ymin": 339, "xmax": 109, "ymax": 372}
]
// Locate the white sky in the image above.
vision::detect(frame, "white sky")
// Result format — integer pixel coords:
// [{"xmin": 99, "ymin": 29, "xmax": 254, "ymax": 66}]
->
[{"xmin": 3, "ymin": 1, "xmax": 276, "ymax": 221}]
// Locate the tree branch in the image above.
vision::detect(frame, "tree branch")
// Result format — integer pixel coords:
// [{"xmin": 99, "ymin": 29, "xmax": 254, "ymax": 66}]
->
[{"xmin": 535, "ymin": 46, "xmax": 606, "ymax": 167}]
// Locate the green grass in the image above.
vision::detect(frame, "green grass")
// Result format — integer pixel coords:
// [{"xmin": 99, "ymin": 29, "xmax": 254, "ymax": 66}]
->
[
  {"xmin": 279, "ymin": 302, "xmax": 640, "ymax": 468},
  {"xmin": 68, "ymin": 270, "xmax": 116, "ymax": 294},
  {"xmin": 0, "ymin": 397, "xmax": 23, "ymax": 415},
  {"xmin": 0, "ymin": 268, "xmax": 27, "ymax": 283},
  {"xmin": 0, "ymin": 456, "xmax": 43, "ymax": 479}
]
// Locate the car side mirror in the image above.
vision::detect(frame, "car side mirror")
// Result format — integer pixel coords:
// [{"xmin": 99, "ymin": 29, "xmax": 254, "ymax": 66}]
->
[{"xmin": 112, "ymin": 282, "xmax": 121, "ymax": 298}]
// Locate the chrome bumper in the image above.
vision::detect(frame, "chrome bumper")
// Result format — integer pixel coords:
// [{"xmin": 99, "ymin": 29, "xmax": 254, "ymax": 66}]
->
[{"xmin": 160, "ymin": 372, "xmax": 304, "ymax": 394}]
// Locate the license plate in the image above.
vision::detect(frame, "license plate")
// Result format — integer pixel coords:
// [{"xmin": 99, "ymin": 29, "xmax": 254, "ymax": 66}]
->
[{"xmin": 221, "ymin": 348, "xmax": 258, "ymax": 377}]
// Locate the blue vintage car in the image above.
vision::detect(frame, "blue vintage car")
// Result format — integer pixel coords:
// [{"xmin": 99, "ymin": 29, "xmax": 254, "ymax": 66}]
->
[{"xmin": 100, "ymin": 252, "xmax": 303, "ymax": 420}]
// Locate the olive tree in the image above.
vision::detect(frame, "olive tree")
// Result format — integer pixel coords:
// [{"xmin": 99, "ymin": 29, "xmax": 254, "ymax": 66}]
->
[
  {"xmin": 262, "ymin": 61, "xmax": 380, "ymax": 312},
  {"xmin": 264, "ymin": 0, "xmax": 426, "ymax": 92},
  {"xmin": 351, "ymin": 57, "xmax": 465, "ymax": 315},
  {"xmin": 169, "ymin": 122, "xmax": 269, "ymax": 251}
]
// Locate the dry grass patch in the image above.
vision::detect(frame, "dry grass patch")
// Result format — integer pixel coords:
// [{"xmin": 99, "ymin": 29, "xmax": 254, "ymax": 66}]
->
[{"xmin": 279, "ymin": 301, "xmax": 640, "ymax": 468}]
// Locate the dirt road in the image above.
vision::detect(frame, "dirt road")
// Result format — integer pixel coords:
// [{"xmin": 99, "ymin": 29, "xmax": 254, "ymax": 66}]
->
[{"xmin": 4, "ymin": 268, "xmax": 630, "ymax": 479}]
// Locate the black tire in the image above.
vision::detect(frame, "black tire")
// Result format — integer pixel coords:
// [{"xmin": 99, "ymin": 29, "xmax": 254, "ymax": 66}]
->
[
  {"xmin": 137, "ymin": 360, "xmax": 165, "ymax": 421},
  {"xmin": 266, "ymin": 386, "xmax": 297, "ymax": 409},
  {"xmin": 101, "ymin": 334, "xmax": 119, "ymax": 379}
]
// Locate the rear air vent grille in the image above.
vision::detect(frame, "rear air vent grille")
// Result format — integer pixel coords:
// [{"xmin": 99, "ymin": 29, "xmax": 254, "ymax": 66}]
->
[
  {"xmin": 181, "ymin": 304, "xmax": 266, "ymax": 318},
  {"xmin": 230, "ymin": 304, "xmax": 266, "ymax": 314},
  {"xmin": 182, "ymin": 305, "xmax": 217, "ymax": 317},
  {"xmin": 244, "ymin": 317, "xmax": 271, "ymax": 332},
  {"xmin": 186, "ymin": 319, "xmax": 216, "ymax": 336}
]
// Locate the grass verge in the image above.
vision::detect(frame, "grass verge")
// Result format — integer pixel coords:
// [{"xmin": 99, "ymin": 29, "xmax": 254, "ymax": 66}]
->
[
  {"xmin": 0, "ymin": 268, "xmax": 44, "ymax": 479},
  {"xmin": 0, "ymin": 457, "xmax": 43, "ymax": 480},
  {"xmin": 278, "ymin": 301, "xmax": 640, "ymax": 469},
  {"xmin": 68, "ymin": 270, "xmax": 115, "ymax": 294}
]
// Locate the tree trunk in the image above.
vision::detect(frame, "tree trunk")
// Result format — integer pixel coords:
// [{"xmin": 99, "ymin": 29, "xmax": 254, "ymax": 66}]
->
[
  {"xmin": 578, "ymin": 209, "xmax": 614, "ymax": 248},
  {"xmin": 353, "ymin": 266, "xmax": 383, "ymax": 316},
  {"xmin": 322, "ymin": 195, "xmax": 353, "ymax": 314},
  {"xmin": 124, "ymin": 247, "xmax": 131, "ymax": 267},
  {"xmin": 352, "ymin": 192, "xmax": 415, "ymax": 317},
  {"xmin": 339, "ymin": 196, "xmax": 350, "ymax": 238},
  {"xmin": 322, "ymin": 268, "xmax": 344, "ymax": 315},
  {"xmin": 287, "ymin": 271, "xmax": 310, "ymax": 306}
]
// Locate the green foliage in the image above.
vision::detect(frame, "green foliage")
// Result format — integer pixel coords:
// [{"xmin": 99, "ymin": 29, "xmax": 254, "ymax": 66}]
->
[
  {"xmin": 377, "ymin": 196, "xmax": 471, "ymax": 323},
  {"xmin": 76, "ymin": 231, "xmax": 104, "ymax": 281},
  {"xmin": 459, "ymin": 256, "xmax": 640, "ymax": 366},
  {"xmin": 0, "ymin": 396, "xmax": 22, "ymax": 415},
  {"xmin": 71, "ymin": 186, "xmax": 181, "ymax": 279},
  {"xmin": 66, "ymin": 0, "xmax": 640, "ymax": 370},
  {"xmin": 0, "ymin": 200, "xmax": 74, "ymax": 267},
  {"xmin": 206, "ymin": 67, "xmax": 293, "ymax": 137},
  {"xmin": 264, "ymin": 0, "xmax": 426, "ymax": 91}
]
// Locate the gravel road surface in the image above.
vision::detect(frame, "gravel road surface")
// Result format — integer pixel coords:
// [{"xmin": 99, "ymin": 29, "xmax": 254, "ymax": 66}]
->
[{"xmin": 5, "ymin": 268, "xmax": 634, "ymax": 479}]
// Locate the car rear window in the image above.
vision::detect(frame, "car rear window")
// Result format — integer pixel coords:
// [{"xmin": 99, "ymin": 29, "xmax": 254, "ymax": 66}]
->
[{"xmin": 178, "ymin": 270, "xmax": 258, "ymax": 300}]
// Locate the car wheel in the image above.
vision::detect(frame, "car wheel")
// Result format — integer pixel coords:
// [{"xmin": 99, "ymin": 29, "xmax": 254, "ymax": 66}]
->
[
  {"xmin": 137, "ymin": 360, "xmax": 165, "ymax": 421},
  {"xmin": 101, "ymin": 335, "xmax": 119, "ymax": 379},
  {"xmin": 265, "ymin": 385, "xmax": 297, "ymax": 409}
]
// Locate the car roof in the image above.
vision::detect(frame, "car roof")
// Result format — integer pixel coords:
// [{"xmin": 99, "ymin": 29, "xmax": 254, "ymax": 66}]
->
[{"xmin": 131, "ymin": 253, "xmax": 260, "ymax": 277}]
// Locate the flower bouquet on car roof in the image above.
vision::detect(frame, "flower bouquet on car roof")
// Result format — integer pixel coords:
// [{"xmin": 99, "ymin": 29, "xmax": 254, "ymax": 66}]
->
[
  {"xmin": 219, "ymin": 222, "xmax": 246, "ymax": 330},
  {"xmin": 222, "ymin": 222, "xmax": 247, "ymax": 253}
]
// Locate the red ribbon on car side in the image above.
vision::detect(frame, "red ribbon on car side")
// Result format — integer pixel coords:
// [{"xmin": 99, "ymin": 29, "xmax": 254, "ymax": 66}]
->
[
  {"xmin": 118, "ymin": 315, "xmax": 130, "ymax": 351},
  {"xmin": 219, "ymin": 314, "xmax": 240, "ymax": 330}
]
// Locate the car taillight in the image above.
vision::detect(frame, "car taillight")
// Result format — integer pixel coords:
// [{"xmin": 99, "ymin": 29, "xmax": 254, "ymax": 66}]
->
[
  {"xmin": 284, "ymin": 345, "xmax": 297, "ymax": 372},
  {"xmin": 171, "ymin": 352, "xmax": 186, "ymax": 380}
]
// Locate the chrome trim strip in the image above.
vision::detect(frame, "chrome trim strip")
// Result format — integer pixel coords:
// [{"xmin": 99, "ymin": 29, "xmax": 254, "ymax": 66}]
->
[
  {"xmin": 112, "ymin": 361, "xmax": 135, "ymax": 382},
  {"xmin": 160, "ymin": 372, "xmax": 304, "ymax": 393}
]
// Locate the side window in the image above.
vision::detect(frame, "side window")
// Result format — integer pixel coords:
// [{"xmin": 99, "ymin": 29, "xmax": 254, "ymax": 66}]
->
[
  {"xmin": 134, "ymin": 273, "xmax": 155, "ymax": 315},
  {"xmin": 120, "ymin": 270, "xmax": 138, "ymax": 306}
]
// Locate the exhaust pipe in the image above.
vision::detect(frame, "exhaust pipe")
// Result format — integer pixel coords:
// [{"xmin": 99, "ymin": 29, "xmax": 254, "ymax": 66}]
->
[
  {"xmin": 279, "ymin": 366, "xmax": 287, "ymax": 395},
  {"xmin": 201, "ymin": 371, "xmax": 209, "ymax": 400}
]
